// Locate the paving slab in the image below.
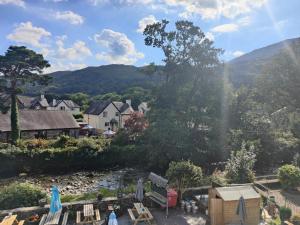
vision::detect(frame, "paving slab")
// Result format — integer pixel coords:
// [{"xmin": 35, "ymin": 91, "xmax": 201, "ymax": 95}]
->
[{"xmin": 117, "ymin": 208, "xmax": 207, "ymax": 225}]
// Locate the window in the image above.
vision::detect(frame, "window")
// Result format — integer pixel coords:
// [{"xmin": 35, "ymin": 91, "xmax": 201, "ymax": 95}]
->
[
  {"xmin": 60, "ymin": 106, "xmax": 66, "ymax": 111},
  {"xmin": 115, "ymin": 112, "xmax": 119, "ymax": 116},
  {"xmin": 105, "ymin": 122, "xmax": 109, "ymax": 127},
  {"xmin": 103, "ymin": 111, "xmax": 108, "ymax": 117}
]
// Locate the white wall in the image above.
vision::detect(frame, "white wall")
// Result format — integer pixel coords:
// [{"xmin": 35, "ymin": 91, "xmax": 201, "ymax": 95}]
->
[
  {"xmin": 84, "ymin": 103, "xmax": 121, "ymax": 131},
  {"xmin": 48, "ymin": 101, "xmax": 80, "ymax": 114}
]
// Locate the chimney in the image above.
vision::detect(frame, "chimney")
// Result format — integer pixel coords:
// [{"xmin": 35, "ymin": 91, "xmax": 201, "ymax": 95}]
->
[
  {"xmin": 52, "ymin": 99, "xmax": 56, "ymax": 106},
  {"xmin": 126, "ymin": 99, "xmax": 131, "ymax": 106}
]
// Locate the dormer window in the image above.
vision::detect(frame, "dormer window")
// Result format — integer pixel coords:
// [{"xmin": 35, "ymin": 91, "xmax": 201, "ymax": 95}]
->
[
  {"xmin": 115, "ymin": 112, "xmax": 119, "ymax": 116},
  {"xmin": 103, "ymin": 111, "xmax": 108, "ymax": 117}
]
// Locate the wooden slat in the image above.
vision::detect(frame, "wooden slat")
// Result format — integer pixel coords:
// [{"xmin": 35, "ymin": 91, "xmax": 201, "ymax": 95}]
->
[
  {"xmin": 17, "ymin": 221, "xmax": 25, "ymax": 225},
  {"xmin": 144, "ymin": 208, "xmax": 153, "ymax": 220},
  {"xmin": 83, "ymin": 204, "xmax": 94, "ymax": 217},
  {"xmin": 95, "ymin": 209, "xmax": 100, "ymax": 221},
  {"xmin": 0, "ymin": 215, "xmax": 17, "ymax": 225},
  {"xmin": 76, "ymin": 211, "xmax": 81, "ymax": 224},
  {"xmin": 128, "ymin": 209, "xmax": 136, "ymax": 221},
  {"xmin": 39, "ymin": 214, "xmax": 47, "ymax": 225},
  {"xmin": 61, "ymin": 212, "xmax": 68, "ymax": 225}
]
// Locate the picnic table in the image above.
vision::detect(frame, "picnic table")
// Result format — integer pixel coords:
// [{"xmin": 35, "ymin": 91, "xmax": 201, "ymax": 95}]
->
[
  {"xmin": 127, "ymin": 203, "xmax": 154, "ymax": 225},
  {"xmin": 39, "ymin": 210, "xmax": 68, "ymax": 225},
  {"xmin": 76, "ymin": 204, "xmax": 101, "ymax": 225},
  {"xmin": 0, "ymin": 215, "xmax": 24, "ymax": 225}
]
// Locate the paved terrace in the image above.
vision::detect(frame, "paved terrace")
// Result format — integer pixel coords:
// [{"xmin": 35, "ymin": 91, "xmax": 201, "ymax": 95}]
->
[{"xmin": 116, "ymin": 208, "xmax": 207, "ymax": 225}]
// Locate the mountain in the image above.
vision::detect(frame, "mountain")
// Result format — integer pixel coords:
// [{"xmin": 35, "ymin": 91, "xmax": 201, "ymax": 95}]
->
[
  {"xmin": 31, "ymin": 64, "xmax": 162, "ymax": 96},
  {"xmin": 227, "ymin": 37, "xmax": 300, "ymax": 87}
]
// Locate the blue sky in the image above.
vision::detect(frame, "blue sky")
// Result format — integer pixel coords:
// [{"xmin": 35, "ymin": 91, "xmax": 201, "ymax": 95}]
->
[{"xmin": 1, "ymin": 0, "xmax": 300, "ymax": 73}]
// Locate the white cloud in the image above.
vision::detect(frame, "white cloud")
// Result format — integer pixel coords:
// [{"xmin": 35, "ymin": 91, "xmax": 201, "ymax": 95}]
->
[
  {"xmin": 56, "ymin": 37, "xmax": 92, "ymax": 60},
  {"xmin": 137, "ymin": 15, "xmax": 157, "ymax": 33},
  {"xmin": 162, "ymin": 0, "xmax": 268, "ymax": 20},
  {"xmin": 94, "ymin": 29, "xmax": 144, "ymax": 64},
  {"xmin": 89, "ymin": 0, "xmax": 153, "ymax": 6},
  {"xmin": 211, "ymin": 23, "xmax": 238, "ymax": 33},
  {"xmin": 7, "ymin": 21, "xmax": 51, "ymax": 48},
  {"xmin": 211, "ymin": 16, "xmax": 252, "ymax": 34},
  {"xmin": 44, "ymin": 62, "xmax": 87, "ymax": 73},
  {"xmin": 232, "ymin": 50, "xmax": 245, "ymax": 57},
  {"xmin": 54, "ymin": 11, "xmax": 84, "ymax": 25},
  {"xmin": 0, "ymin": 0, "xmax": 25, "ymax": 7}
]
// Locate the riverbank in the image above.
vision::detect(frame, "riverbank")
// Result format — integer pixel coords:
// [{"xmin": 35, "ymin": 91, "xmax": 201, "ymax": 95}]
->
[{"xmin": 0, "ymin": 169, "xmax": 147, "ymax": 196}]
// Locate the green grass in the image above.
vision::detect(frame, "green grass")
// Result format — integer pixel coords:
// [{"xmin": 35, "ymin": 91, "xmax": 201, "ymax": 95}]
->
[{"xmin": 60, "ymin": 181, "xmax": 152, "ymax": 203}]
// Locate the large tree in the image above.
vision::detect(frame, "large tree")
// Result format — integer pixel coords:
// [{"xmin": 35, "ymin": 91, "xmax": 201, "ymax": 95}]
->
[
  {"xmin": 0, "ymin": 46, "xmax": 50, "ymax": 143},
  {"xmin": 140, "ymin": 20, "xmax": 225, "ymax": 170}
]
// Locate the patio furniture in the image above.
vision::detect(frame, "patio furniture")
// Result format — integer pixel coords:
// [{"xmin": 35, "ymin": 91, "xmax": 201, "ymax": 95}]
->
[
  {"xmin": 44, "ymin": 210, "xmax": 62, "ymax": 225},
  {"xmin": 0, "ymin": 215, "xmax": 24, "ymax": 225},
  {"xmin": 76, "ymin": 204, "xmax": 101, "ymax": 224},
  {"xmin": 127, "ymin": 203, "xmax": 154, "ymax": 225},
  {"xmin": 147, "ymin": 172, "xmax": 169, "ymax": 217}
]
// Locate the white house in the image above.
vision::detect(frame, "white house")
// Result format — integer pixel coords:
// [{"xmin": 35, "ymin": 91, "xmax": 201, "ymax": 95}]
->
[
  {"xmin": 48, "ymin": 99, "xmax": 80, "ymax": 114},
  {"xmin": 84, "ymin": 100, "xmax": 134, "ymax": 131},
  {"xmin": 138, "ymin": 102, "xmax": 150, "ymax": 114}
]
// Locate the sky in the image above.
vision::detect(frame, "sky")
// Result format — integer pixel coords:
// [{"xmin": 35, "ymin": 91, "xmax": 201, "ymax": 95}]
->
[{"xmin": 1, "ymin": 0, "xmax": 300, "ymax": 73}]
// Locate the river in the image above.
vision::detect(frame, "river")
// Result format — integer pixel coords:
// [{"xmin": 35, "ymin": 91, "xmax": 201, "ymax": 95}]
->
[{"xmin": 0, "ymin": 168, "xmax": 147, "ymax": 195}]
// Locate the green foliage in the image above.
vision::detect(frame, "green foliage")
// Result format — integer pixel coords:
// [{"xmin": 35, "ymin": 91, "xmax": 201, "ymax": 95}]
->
[
  {"xmin": 225, "ymin": 142, "xmax": 256, "ymax": 183},
  {"xmin": 140, "ymin": 20, "xmax": 226, "ymax": 171},
  {"xmin": 0, "ymin": 183, "xmax": 46, "ymax": 210},
  {"xmin": 10, "ymin": 94, "xmax": 20, "ymax": 144},
  {"xmin": 279, "ymin": 206, "xmax": 292, "ymax": 222},
  {"xmin": 166, "ymin": 161, "xmax": 203, "ymax": 196},
  {"xmin": 278, "ymin": 164, "xmax": 300, "ymax": 189},
  {"xmin": 35, "ymin": 65, "xmax": 159, "ymax": 96},
  {"xmin": 0, "ymin": 46, "xmax": 50, "ymax": 144},
  {"xmin": 210, "ymin": 169, "xmax": 228, "ymax": 186}
]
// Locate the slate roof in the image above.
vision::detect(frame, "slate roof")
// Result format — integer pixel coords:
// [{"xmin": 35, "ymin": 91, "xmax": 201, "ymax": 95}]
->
[
  {"xmin": 113, "ymin": 101, "xmax": 131, "ymax": 114},
  {"xmin": 215, "ymin": 186, "xmax": 260, "ymax": 201},
  {"xmin": 31, "ymin": 97, "xmax": 49, "ymax": 108},
  {"xmin": 17, "ymin": 96, "xmax": 35, "ymax": 108},
  {"xmin": 0, "ymin": 110, "xmax": 79, "ymax": 132},
  {"xmin": 85, "ymin": 100, "xmax": 111, "ymax": 115},
  {"xmin": 85, "ymin": 100, "xmax": 133, "ymax": 115}
]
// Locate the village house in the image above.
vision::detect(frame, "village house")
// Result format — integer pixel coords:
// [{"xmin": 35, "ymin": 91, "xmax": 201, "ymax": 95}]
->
[
  {"xmin": 48, "ymin": 99, "xmax": 80, "ymax": 114},
  {"xmin": 138, "ymin": 102, "xmax": 150, "ymax": 114},
  {"xmin": 0, "ymin": 110, "xmax": 80, "ymax": 142},
  {"xmin": 84, "ymin": 100, "xmax": 134, "ymax": 131},
  {"xmin": 1, "ymin": 94, "xmax": 80, "ymax": 114}
]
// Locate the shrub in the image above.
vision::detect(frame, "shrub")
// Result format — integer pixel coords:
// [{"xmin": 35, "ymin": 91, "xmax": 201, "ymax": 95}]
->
[
  {"xmin": 279, "ymin": 206, "xmax": 292, "ymax": 222},
  {"xmin": 278, "ymin": 164, "xmax": 300, "ymax": 190},
  {"xmin": 52, "ymin": 135, "xmax": 71, "ymax": 148},
  {"xmin": 0, "ymin": 183, "xmax": 46, "ymax": 210},
  {"xmin": 210, "ymin": 169, "xmax": 228, "ymax": 186},
  {"xmin": 166, "ymin": 161, "xmax": 203, "ymax": 200},
  {"xmin": 20, "ymin": 139, "xmax": 50, "ymax": 149},
  {"xmin": 292, "ymin": 214, "xmax": 300, "ymax": 225},
  {"xmin": 225, "ymin": 142, "xmax": 256, "ymax": 183},
  {"xmin": 77, "ymin": 137, "xmax": 98, "ymax": 150}
]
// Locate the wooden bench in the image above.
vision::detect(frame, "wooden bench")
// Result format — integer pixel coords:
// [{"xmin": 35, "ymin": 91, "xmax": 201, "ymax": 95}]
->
[
  {"xmin": 76, "ymin": 211, "xmax": 81, "ymax": 224},
  {"xmin": 94, "ymin": 209, "xmax": 101, "ymax": 221},
  {"xmin": 38, "ymin": 214, "xmax": 47, "ymax": 225},
  {"xmin": 17, "ymin": 221, "xmax": 25, "ymax": 225},
  {"xmin": 127, "ymin": 209, "xmax": 136, "ymax": 221},
  {"xmin": 61, "ymin": 212, "xmax": 69, "ymax": 225}
]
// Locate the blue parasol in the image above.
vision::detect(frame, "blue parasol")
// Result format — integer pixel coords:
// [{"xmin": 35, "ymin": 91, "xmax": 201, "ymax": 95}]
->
[
  {"xmin": 50, "ymin": 186, "xmax": 62, "ymax": 213},
  {"xmin": 108, "ymin": 211, "xmax": 118, "ymax": 225}
]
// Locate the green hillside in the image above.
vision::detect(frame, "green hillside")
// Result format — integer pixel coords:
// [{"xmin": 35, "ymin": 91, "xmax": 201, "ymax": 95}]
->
[{"xmin": 30, "ymin": 64, "xmax": 162, "ymax": 96}]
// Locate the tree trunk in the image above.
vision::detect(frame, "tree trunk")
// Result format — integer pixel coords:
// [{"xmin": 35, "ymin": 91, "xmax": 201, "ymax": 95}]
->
[{"xmin": 11, "ymin": 93, "xmax": 20, "ymax": 144}]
